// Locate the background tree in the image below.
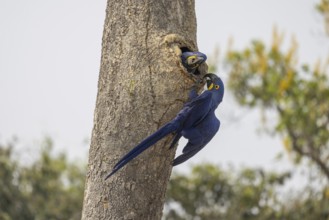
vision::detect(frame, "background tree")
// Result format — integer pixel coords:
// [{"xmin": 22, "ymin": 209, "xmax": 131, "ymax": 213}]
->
[
  {"xmin": 225, "ymin": 29, "xmax": 329, "ymax": 183},
  {"xmin": 0, "ymin": 138, "xmax": 85, "ymax": 220},
  {"xmin": 316, "ymin": 0, "xmax": 329, "ymax": 36},
  {"xmin": 0, "ymin": 142, "xmax": 33, "ymax": 220},
  {"xmin": 82, "ymin": 1, "xmax": 205, "ymax": 219},
  {"xmin": 165, "ymin": 164, "xmax": 329, "ymax": 220},
  {"xmin": 20, "ymin": 138, "xmax": 85, "ymax": 220},
  {"xmin": 2, "ymin": 139, "xmax": 328, "ymax": 220}
]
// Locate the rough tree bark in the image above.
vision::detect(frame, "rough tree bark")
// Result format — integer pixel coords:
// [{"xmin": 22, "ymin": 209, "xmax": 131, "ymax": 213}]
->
[{"xmin": 82, "ymin": 1, "xmax": 203, "ymax": 219}]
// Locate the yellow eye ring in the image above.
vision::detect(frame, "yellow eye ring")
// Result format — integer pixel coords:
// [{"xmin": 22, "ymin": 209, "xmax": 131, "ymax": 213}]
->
[{"xmin": 215, "ymin": 85, "xmax": 220, "ymax": 90}]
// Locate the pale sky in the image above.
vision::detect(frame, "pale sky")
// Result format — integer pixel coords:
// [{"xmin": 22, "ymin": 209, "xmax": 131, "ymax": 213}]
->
[{"xmin": 0, "ymin": 0, "xmax": 327, "ymax": 176}]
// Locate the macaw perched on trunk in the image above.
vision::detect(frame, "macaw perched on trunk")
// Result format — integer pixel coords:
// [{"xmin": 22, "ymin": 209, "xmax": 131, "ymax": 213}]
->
[
  {"xmin": 105, "ymin": 73, "xmax": 224, "ymax": 179},
  {"xmin": 181, "ymin": 51, "xmax": 207, "ymax": 75}
]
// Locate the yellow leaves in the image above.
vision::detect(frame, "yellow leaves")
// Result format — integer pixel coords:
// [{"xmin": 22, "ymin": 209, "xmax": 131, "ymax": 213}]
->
[
  {"xmin": 258, "ymin": 54, "xmax": 268, "ymax": 74},
  {"xmin": 316, "ymin": 0, "xmax": 329, "ymax": 14},
  {"xmin": 282, "ymin": 136, "xmax": 297, "ymax": 163},
  {"xmin": 271, "ymin": 29, "xmax": 298, "ymax": 96},
  {"xmin": 285, "ymin": 35, "xmax": 298, "ymax": 65},
  {"xmin": 271, "ymin": 27, "xmax": 284, "ymax": 54},
  {"xmin": 325, "ymin": 187, "xmax": 329, "ymax": 198},
  {"xmin": 250, "ymin": 40, "xmax": 267, "ymax": 74},
  {"xmin": 243, "ymin": 48, "xmax": 251, "ymax": 58},
  {"xmin": 271, "ymin": 28, "xmax": 298, "ymax": 67},
  {"xmin": 279, "ymin": 69, "xmax": 294, "ymax": 95},
  {"xmin": 314, "ymin": 60, "xmax": 321, "ymax": 76},
  {"xmin": 316, "ymin": 0, "xmax": 329, "ymax": 35},
  {"xmin": 283, "ymin": 136, "xmax": 292, "ymax": 153}
]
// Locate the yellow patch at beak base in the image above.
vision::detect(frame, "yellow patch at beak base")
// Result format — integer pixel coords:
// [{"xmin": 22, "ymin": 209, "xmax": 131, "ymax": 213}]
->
[{"xmin": 208, "ymin": 83, "xmax": 214, "ymax": 90}]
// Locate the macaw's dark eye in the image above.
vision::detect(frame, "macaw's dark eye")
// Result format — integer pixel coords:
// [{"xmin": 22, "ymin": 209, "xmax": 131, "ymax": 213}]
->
[
  {"xmin": 215, "ymin": 85, "xmax": 220, "ymax": 90},
  {"xmin": 188, "ymin": 57, "xmax": 196, "ymax": 64}
]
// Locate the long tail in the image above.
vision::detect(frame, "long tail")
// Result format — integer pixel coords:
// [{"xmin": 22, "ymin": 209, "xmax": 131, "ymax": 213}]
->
[{"xmin": 105, "ymin": 122, "xmax": 179, "ymax": 179}]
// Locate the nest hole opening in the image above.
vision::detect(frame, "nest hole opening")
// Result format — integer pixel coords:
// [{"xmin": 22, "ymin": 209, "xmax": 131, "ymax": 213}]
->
[
  {"xmin": 179, "ymin": 47, "xmax": 202, "ymax": 75},
  {"xmin": 180, "ymin": 47, "xmax": 191, "ymax": 53}
]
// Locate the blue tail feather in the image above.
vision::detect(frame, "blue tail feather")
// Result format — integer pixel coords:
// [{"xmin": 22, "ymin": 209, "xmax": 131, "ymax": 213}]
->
[{"xmin": 105, "ymin": 122, "xmax": 178, "ymax": 179}]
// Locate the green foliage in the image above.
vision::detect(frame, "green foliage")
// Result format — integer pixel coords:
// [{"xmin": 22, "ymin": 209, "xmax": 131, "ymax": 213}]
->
[
  {"xmin": 0, "ymin": 143, "xmax": 33, "ymax": 220},
  {"xmin": 316, "ymin": 0, "xmax": 329, "ymax": 36},
  {"xmin": 2, "ymin": 140, "xmax": 328, "ymax": 219},
  {"xmin": 0, "ymin": 138, "xmax": 85, "ymax": 220},
  {"xmin": 165, "ymin": 164, "xmax": 329, "ymax": 220},
  {"xmin": 166, "ymin": 164, "xmax": 233, "ymax": 219},
  {"xmin": 226, "ymin": 30, "xmax": 299, "ymax": 107},
  {"xmin": 165, "ymin": 164, "xmax": 289, "ymax": 220},
  {"xmin": 226, "ymin": 29, "xmax": 329, "ymax": 181}
]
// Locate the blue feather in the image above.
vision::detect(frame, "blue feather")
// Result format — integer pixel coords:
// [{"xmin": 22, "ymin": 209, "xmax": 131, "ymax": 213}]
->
[{"xmin": 105, "ymin": 73, "xmax": 223, "ymax": 180}]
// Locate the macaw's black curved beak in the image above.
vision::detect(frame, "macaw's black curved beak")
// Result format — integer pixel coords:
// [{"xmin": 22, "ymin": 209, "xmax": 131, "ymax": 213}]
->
[
  {"xmin": 192, "ymin": 55, "xmax": 207, "ymax": 66},
  {"xmin": 203, "ymin": 73, "xmax": 218, "ymax": 88},
  {"xmin": 186, "ymin": 53, "xmax": 207, "ymax": 69}
]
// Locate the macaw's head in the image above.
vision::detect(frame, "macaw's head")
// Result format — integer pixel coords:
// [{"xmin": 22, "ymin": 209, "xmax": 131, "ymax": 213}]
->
[
  {"xmin": 181, "ymin": 51, "xmax": 207, "ymax": 75},
  {"xmin": 204, "ymin": 73, "xmax": 224, "ymax": 103}
]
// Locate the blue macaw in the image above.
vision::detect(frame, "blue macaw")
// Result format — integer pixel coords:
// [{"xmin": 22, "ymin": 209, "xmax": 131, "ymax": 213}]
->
[
  {"xmin": 105, "ymin": 73, "xmax": 224, "ymax": 179},
  {"xmin": 181, "ymin": 51, "xmax": 207, "ymax": 74}
]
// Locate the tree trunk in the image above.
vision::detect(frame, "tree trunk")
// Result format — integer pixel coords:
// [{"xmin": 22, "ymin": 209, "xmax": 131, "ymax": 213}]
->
[{"xmin": 82, "ymin": 1, "xmax": 199, "ymax": 219}]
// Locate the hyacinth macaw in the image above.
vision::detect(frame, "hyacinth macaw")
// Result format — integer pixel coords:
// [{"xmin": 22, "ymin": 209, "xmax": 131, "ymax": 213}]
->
[
  {"xmin": 105, "ymin": 73, "xmax": 224, "ymax": 179},
  {"xmin": 181, "ymin": 51, "xmax": 207, "ymax": 75}
]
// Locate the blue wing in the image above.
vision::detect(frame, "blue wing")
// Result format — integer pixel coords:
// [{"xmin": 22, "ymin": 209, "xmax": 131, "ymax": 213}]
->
[
  {"xmin": 173, "ymin": 116, "xmax": 220, "ymax": 166},
  {"xmin": 173, "ymin": 95, "xmax": 220, "ymax": 166},
  {"xmin": 169, "ymin": 91, "xmax": 213, "ymax": 149},
  {"xmin": 172, "ymin": 127, "xmax": 207, "ymax": 166},
  {"xmin": 180, "ymin": 91, "xmax": 213, "ymax": 129}
]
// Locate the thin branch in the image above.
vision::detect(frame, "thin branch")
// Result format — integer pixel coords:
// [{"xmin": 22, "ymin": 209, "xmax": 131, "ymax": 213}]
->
[{"xmin": 276, "ymin": 105, "xmax": 329, "ymax": 181}]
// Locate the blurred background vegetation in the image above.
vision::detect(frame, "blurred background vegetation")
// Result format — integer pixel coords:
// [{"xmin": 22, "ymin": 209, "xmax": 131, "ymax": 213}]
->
[
  {"xmin": 0, "ymin": 138, "xmax": 85, "ymax": 220},
  {"xmin": 1, "ymin": 1, "xmax": 329, "ymax": 219}
]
